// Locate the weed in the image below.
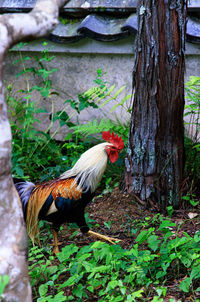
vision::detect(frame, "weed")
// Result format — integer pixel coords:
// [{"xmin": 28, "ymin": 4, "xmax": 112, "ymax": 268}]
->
[
  {"xmin": 6, "ymin": 43, "xmax": 106, "ymax": 182},
  {"xmin": 184, "ymin": 76, "xmax": 200, "ymax": 193},
  {"xmin": 28, "ymin": 218, "xmax": 200, "ymax": 301}
]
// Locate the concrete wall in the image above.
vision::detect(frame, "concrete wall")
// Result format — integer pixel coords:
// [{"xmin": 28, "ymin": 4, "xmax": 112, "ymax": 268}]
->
[{"xmin": 3, "ymin": 37, "xmax": 200, "ymax": 140}]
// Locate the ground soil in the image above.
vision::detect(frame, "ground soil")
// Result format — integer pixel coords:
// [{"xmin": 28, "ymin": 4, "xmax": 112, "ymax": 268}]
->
[
  {"xmin": 53, "ymin": 188, "xmax": 200, "ymax": 301},
  {"xmin": 59, "ymin": 187, "xmax": 200, "ymax": 247}
]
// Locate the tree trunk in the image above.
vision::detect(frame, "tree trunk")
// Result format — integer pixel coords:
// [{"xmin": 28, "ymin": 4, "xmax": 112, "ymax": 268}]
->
[
  {"xmin": 0, "ymin": 1, "xmax": 69, "ymax": 301},
  {"xmin": 124, "ymin": 0, "xmax": 187, "ymax": 210}
]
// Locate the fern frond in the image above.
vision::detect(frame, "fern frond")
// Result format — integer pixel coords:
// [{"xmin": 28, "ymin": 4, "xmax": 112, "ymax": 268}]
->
[
  {"xmin": 72, "ymin": 119, "xmax": 114, "ymax": 137},
  {"xmin": 81, "ymin": 83, "xmax": 132, "ymax": 115},
  {"xmin": 95, "ymin": 85, "xmax": 116, "ymax": 104},
  {"xmin": 98, "ymin": 85, "xmax": 126, "ymax": 108},
  {"xmin": 110, "ymin": 94, "xmax": 132, "ymax": 113}
]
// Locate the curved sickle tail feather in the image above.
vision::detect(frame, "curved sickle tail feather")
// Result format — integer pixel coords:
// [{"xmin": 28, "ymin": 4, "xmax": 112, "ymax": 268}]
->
[
  {"xmin": 15, "ymin": 181, "xmax": 40, "ymax": 243},
  {"xmin": 15, "ymin": 181, "xmax": 35, "ymax": 218},
  {"xmin": 15, "ymin": 180, "xmax": 56, "ymax": 244}
]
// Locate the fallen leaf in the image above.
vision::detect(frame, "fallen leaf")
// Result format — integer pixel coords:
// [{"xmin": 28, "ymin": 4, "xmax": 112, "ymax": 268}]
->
[{"xmin": 188, "ymin": 212, "xmax": 198, "ymax": 219}]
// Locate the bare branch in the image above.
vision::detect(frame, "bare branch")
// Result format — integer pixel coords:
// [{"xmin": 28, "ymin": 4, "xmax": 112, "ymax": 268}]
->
[{"xmin": 0, "ymin": 0, "xmax": 69, "ymax": 50}]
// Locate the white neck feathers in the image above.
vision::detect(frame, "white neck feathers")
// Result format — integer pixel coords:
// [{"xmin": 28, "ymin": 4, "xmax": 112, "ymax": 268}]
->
[{"xmin": 60, "ymin": 142, "xmax": 113, "ymax": 192}]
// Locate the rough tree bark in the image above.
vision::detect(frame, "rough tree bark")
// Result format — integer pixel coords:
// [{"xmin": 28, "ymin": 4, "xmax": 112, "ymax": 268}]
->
[
  {"xmin": 124, "ymin": 0, "xmax": 187, "ymax": 210},
  {"xmin": 0, "ymin": 1, "xmax": 69, "ymax": 301}
]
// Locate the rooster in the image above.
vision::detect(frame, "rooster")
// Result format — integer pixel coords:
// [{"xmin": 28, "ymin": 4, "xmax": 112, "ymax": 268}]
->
[{"xmin": 15, "ymin": 131, "xmax": 124, "ymax": 254}]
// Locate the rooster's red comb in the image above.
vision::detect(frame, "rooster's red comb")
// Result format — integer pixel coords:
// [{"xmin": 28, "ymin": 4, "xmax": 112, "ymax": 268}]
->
[{"xmin": 102, "ymin": 130, "xmax": 124, "ymax": 150}]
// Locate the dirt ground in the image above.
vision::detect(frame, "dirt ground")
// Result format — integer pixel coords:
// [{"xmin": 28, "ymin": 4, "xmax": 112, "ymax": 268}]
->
[
  {"xmin": 59, "ymin": 188, "xmax": 152, "ymax": 249},
  {"xmin": 61, "ymin": 187, "xmax": 200, "ymax": 247},
  {"xmin": 39, "ymin": 188, "xmax": 200, "ymax": 301}
]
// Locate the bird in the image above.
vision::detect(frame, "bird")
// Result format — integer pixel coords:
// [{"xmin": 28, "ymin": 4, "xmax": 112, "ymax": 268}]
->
[{"xmin": 15, "ymin": 130, "xmax": 124, "ymax": 254}]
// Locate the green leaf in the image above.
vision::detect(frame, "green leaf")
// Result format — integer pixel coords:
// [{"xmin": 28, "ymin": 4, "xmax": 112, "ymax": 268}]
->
[
  {"xmin": 99, "ymin": 85, "xmax": 126, "ymax": 108},
  {"xmin": 87, "ymin": 285, "xmax": 94, "ymax": 293},
  {"xmin": 52, "ymin": 111, "xmax": 69, "ymax": 125},
  {"xmin": 91, "ymin": 241, "xmax": 107, "ymax": 249},
  {"xmin": 156, "ymin": 270, "xmax": 167, "ymax": 279},
  {"xmin": 16, "ymin": 67, "xmax": 36, "ymax": 78},
  {"xmin": 72, "ymin": 119, "xmax": 114, "ymax": 137},
  {"xmin": 189, "ymin": 199, "xmax": 199, "ymax": 206},
  {"xmin": 36, "ymin": 68, "xmax": 58, "ymax": 79},
  {"xmin": 166, "ymin": 206, "xmax": 174, "ymax": 217},
  {"xmin": 35, "ymin": 108, "xmax": 48, "ymax": 114},
  {"xmin": 15, "ymin": 166, "xmax": 24, "ymax": 177},
  {"xmin": 64, "ymin": 99, "xmax": 78, "ymax": 111},
  {"xmin": 106, "ymin": 280, "xmax": 119, "ymax": 291},
  {"xmin": 59, "ymin": 275, "xmax": 79, "ymax": 287},
  {"xmin": 147, "ymin": 235, "xmax": 161, "ymax": 252},
  {"xmin": 57, "ymin": 244, "xmax": 78, "ymax": 263},
  {"xmin": 64, "ymin": 132, "xmax": 72, "ymax": 140},
  {"xmin": 110, "ymin": 94, "xmax": 131, "ymax": 113},
  {"xmin": 135, "ymin": 229, "xmax": 154, "ymax": 244},
  {"xmin": 95, "ymin": 84, "xmax": 115, "ymax": 103},
  {"xmin": 179, "ymin": 277, "xmax": 191, "ymax": 292},
  {"xmin": 39, "ymin": 283, "xmax": 48, "ymax": 297},
  {"xmin": 155, "ymin": 287, "xmax": 167, "ymax": 297},
  {"xmin": 151, "ymin": 297, "xmax": 164, "ymax": 302},
  {"xmin": 45, "ymin": 265, "xmax": 58, "ymax": 276},
  {"xmin": 53, "ymin": 291, "xmax": 67, "ymax": 301},
  {"xmin": 158, "ymin": 220, "xmax": 176, "ymax": 231},
  {"xmin": 190, "ymin": 266, "xmax": 200, "ymax": 280},
  {"xmin": 194, "ymin": 233, "xmax": 200, "ymax": 243},
  {"xmin": 0, "ymin": 275, "xmax": 9, "ymax": 296},
  {"xmin": 73, "ymin": 283, "xmax": 84, "ymax": 299}
]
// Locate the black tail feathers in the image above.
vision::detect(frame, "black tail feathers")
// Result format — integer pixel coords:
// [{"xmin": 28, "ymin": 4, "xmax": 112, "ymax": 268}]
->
[{"xmin": 14, "ymin": 180, "xmax": 35, "ymax": 219}]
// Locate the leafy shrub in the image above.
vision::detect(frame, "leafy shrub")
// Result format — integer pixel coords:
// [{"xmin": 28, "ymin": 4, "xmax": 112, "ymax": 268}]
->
[{"xmin": 28, "ymin": 216, "xmax": 200, "ymax": 302}]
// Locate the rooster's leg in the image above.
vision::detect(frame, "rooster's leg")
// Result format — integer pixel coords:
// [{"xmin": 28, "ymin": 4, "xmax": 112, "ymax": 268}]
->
[
  {"xmin": 52, "ymin": 229, "xmax": 62, "ymax": 254},
  {"xmin": 87, "ymin": 230, "xmax": 121, "ymax": 244}
]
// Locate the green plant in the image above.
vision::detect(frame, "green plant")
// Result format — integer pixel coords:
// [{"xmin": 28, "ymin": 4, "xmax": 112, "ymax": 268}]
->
[
  {"xmin": 69, "ymin": 72, "xmax": 130, "ymax": 188},
  {"xmin": 184, "ymin": 76, "xmax": 200, "ymax": 192},
  {"xmin": 184, "ymin": 76, "xmax": 200, "ymax": 143},
  {"xmin": 7, "ymin": 42, "xmax": 65, "ymax": 181},
  {"xmin": 7, "ymin": 42, "xmax": 101, "ymax": 182},
  {"xmin": 0, "ymin": 275, "xmax": 9, "ymax": 299},
  {"xmin": 7, "ymin": 42, "xmax": 128, "ymax": 190},
  {"xmin": 182, "ymin": 194, "xmax": 199, "ymax": 207},
  {"xmin": 28, "ymin": 216, "xmax": 200, "ymax": 301},
  {"xmin": 70, "ymin": 67, "xmax": 131, "ymax": 145},
  {"xmin": 7, "ymin": 51, "xmax": 128, "ymax": 190}
]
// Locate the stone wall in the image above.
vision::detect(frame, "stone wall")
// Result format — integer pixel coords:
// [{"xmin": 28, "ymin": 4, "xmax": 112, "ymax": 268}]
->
[{"xmin": 3, "ymin": 38, "xmax": 200, "ymax": 140}]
